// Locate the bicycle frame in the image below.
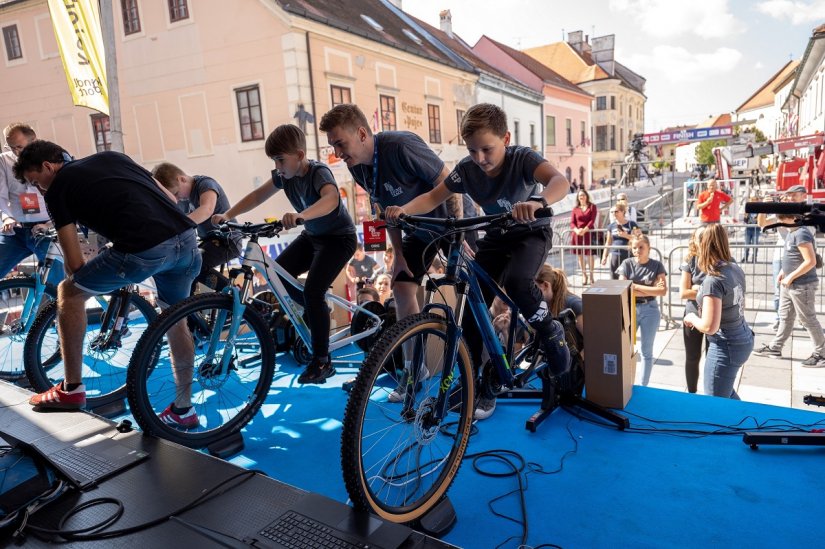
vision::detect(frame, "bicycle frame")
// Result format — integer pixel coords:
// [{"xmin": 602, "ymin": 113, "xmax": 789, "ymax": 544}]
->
[
  {"xmin": 229, "ymin": 233, "xmax": 383, "ymax": 360},
  {"xmin": 13, "ymin": 234, "xmax": 62, "ymax": 334}
]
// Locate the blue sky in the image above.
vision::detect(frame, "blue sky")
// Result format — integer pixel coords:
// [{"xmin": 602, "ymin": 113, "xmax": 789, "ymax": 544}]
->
[{"xmin": 404, "ymin": 0, "xmax": 820, "ymax": 133}]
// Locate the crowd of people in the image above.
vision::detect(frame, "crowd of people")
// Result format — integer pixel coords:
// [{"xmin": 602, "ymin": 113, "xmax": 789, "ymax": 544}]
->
[{"xmin": 4, "ymin": 106, "xmax": 813, "ymax": 425}]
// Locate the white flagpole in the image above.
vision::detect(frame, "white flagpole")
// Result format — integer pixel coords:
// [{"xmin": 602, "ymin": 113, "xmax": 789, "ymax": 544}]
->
[{"xmin": 99, "ymin": 0, "xmax": 123, "ymax": 152}]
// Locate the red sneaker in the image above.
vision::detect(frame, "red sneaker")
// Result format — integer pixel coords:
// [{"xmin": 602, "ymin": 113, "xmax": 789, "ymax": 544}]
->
[
  {"xmin": 29, "ymin": 383, "xmax": 86, "ymax": 410},
  {"xmin": 158, "ymin": 404, "xmax": 199, "ymax": 430}
]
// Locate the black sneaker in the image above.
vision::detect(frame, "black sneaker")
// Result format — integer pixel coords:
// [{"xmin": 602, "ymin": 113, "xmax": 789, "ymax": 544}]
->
[
  {"xmin": 801, "ymin": 353, "xmax": 825, "ymax": 367},
  {"xmin": 753, "ymin": 344, "xmax": 781, "ymax": 358},
  {"xmin": 298, "ymin": 358, "xmax": 336, "ymax": 384}
]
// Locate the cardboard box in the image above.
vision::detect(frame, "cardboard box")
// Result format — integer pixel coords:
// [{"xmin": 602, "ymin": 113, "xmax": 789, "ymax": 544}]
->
[{"xmin": 582, "ymin": 280, "xmax": 635, "ymax": 409}]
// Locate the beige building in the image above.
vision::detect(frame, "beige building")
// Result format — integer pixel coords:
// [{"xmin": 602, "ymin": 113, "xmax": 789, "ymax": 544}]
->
[
  {"xmin": 0, "ymin": 0, "xmax": 476, "ymax": 223},
  {"xmin": 523, "ymin": 31, "xmax": 646, "ymax": 180}
]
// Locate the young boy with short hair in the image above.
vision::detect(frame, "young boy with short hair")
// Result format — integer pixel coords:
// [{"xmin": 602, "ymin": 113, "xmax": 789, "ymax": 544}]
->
[
  {"xmin": 213, "ymin": 124, "xmax": 356, "ymax": 384},
  {"xmin": 384, "ymin": 103, "xmax": 571, "ymax": 419}
]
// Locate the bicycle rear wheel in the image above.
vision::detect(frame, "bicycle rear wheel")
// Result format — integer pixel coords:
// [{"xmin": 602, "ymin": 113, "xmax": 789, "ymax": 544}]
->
[
  {"xmin": 24, "ymin": 293, "xmax": 157, "ymax": 407},
  {"xmin": 0, "ymin": 276, "xmax": 56, "ymax": 380},
  {"xmin": 127, "ymin": 293, "xmax": 275, "ymax": 448},
  {"xmin": 341, "ymin": 312, "xmax": 475, "ymax": 524}
]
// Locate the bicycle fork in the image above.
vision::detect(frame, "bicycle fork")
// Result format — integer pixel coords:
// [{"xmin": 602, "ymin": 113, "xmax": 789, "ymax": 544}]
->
[
  {"xmin": 90, "ymin": 287, "xmax": 135, "ymax": 351},
  {"xmin": 202, "ymin": 281, "xmax": 250, "ymax": 377}
]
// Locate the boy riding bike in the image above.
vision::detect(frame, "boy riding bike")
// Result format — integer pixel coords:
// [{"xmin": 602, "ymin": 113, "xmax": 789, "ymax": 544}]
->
[{"xmin": 384, "ymin": 103, "xmax": 571, "ymax": 419}]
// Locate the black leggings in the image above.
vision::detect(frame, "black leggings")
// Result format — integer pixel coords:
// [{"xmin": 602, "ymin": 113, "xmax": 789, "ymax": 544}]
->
[
  {"xmin": 683, "ymin": 316, "xmax": 707, "ymax": 393},
  {"xmin": 609, "ymin": 250, "xmax": 630, "ymax": 280},
  {"xmin": 274, "ymin": 231, "xmax": 357, "ymax": 358},
  {"xmin": 462, "ymin": 228, "xmax": 565, "ymax": 384}
]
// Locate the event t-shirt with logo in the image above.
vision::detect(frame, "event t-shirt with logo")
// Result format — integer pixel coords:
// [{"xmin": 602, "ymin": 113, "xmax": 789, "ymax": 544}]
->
[
  {"xmin": 782, "ymin": 227, "xmax": 818, "ymax": 286},
  {"xmin": 349, "ymin": 254, "xmax": 377, "ymax": 279},
  {"xmin": 444, "ymin": 146, "xmax": 550, "ymax": 229},
  {"xmin": 696, "ymin": 261, "xmax": 747, "ymax": 329},
  {"xmin": 697, "ymin": 190, "xmax": 731, "ymax": 223},
  {"xmin": 349, "ymin": 131, "xmax": 447, "ymax": 240},
  {"xmin": 617, "ymin": 258, "xmax": 666, "ymax": 298},
  {"xmin": 176, "ymin": 175, "xmax": 235, "ymax": 238},
  {"xmin": 45, "ymin": 151, "xmax": 195, "ymax": 253},
  {"xmin": 272, "ymin": 160, "xmax": 354, "ymax": 236}
]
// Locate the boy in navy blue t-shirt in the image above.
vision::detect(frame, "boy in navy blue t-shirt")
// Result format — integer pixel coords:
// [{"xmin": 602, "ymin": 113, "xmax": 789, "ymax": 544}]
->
[{"xmin": 385, "ymin": 103, "xmax": 571, "ymax": 419}]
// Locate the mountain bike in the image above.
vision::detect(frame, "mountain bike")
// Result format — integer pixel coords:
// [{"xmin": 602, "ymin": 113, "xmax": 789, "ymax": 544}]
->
[
  {"xmin": 339, "ymin": 209, "xmax": 572, "ymax": 523},
  {"xmin": 0, "ymin": 229, "xmax": 61, "ymax": 380},
  {"xmin": 126, "ymin": 220, "xmax": 383, "ymax": 449}
]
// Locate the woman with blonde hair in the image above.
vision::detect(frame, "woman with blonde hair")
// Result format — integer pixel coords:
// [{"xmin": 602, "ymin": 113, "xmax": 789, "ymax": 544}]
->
[
  {"xmin": 679, "ymin": 226, "xmax": 706, "ymax": 393},
  {"xmin": 601, "ymin": 202, "xmax": 640, "ymax": 279},
  {"xmin": 684, "ymin": 224, "xmax": 752, "ymax": 399}
]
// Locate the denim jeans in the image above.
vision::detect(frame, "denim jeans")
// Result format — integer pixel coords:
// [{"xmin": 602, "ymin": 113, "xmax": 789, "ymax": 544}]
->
[
  {"xmin": 769, "ymin": 280, "xmax": 825, "ymax": 356},
  {"xmin": 71, "ymin": 230, "xmax": 201, "ymax": 307},
  {"xmin": 742, "ymin": 227, "xmax": 760, "ymax": 262},
  {"xmin": 635, "ymin": 300, "xmax": 660, "ymax": 386},
  {"xmin": 704, "ymin": 322, "xmax": 753, "ymax": 399},
  {"xmin": 0, "ymin": 226, "xmax": 63, "ymax": 286}
]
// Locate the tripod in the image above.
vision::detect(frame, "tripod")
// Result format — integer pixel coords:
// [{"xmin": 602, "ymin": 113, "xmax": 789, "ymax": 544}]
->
[{"xmin": 616, "ymin": 150, "xmax": 655, "ymax": 189}]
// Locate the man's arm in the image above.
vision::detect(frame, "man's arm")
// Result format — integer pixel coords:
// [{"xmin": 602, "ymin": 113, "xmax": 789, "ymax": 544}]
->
[
  {"xmin": 0, "ymin": 161, "xmax": 16, "ymax": 231},
  {"xmin": 189, "ymin": 189, "xmax": 218, "ymax": 225},
  {"xmin": 57, "ymin": 224, "xmax": 86, "ymax": 274}
]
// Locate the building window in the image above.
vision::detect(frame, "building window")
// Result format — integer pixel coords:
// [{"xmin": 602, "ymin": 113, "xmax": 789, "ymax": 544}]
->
[
  {"xmin": 455, "ymin": 109, "xmax": 465, "ymax": 145},
  {"xmin": 121, "ymin": 0, "xmax": 141, "ymax": 35},
  {"xmin": 235, "ymin": 85, "xmax": 264, "ymax": 142},
  {"xmin": 168, "ymin": 0, "xmax": 189, "ymax": 22},
  {"xmin": 546, "ymin": 116, "xmax": 556, "ymax": 146},
  {"xmin": 427, "ymin": 104, "xmax": 441, "ymax": 143},
  {"xmin": 579, "ymin": 166, "xmax": 585, "ymax": 185},
  {"xmin": 580, "ymin": 121, "xmax": 586, "ymax": 146},
  {"xmin": 609, "ymin": 125, "xmax": 616, "ymax": 151},
  {"xmin": 380, "ymin": 95, "xmax": 396, "ymax": 131},
  {"xmin": 595, "ymin": 125, "xmax": 607, "ymax": 152},
  {"xmin": 530, "ymin": 123, "xmax": 536, "ymax": 149},
  {"xmin": 90, "ymin": 114, "xmax": 111, "ymax": 152},
  {"xmin": 330, "ymin": 85, "xmax": 351, "ymax": 107},
  {"xmin": 513, "ymin": 120, "xmax": 520, "ymax": 146},
  {"xmin": 2, "ymin": 25, "xmax": 22, "ymax": 60},
  {"xmin": 629, "ymin": 104, "xmax": 633, "ymax": 118},
  {"xmin": 610, "ymin": 96, "xmax": 616, "ymax": 110},
  {"xmin": 596, "ymin": 96, "xmax": 607, "ymax": 111},
  {"xmin": 565, "ymin": 166, "xmax": 572, "ymax": 183},
  {"xmin": 565, "ymin": 119, "xmax": 572, "ymax": 147}
]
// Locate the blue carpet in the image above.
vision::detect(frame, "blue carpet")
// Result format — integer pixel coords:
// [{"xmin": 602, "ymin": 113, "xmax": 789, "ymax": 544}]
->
[{"xmin": 207, "ymin": 350, "xmax": 825, "ymax": 549}]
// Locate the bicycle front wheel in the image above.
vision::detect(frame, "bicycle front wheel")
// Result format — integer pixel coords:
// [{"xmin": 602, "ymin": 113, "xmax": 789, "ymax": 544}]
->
[
  {"xmin": 24, "ymin": 293, "xmax": 157, "ymax": 407},
  {"xmin": 127, "ymin": 293, "xmax": 275, "ymax": 448},
  {"xmin": 341, "ymin": 312, "xmax": 475, "ymax": 524},
  {"xmin": 0, "ymin": 276, "xmax": 56, "ymax": 379}
]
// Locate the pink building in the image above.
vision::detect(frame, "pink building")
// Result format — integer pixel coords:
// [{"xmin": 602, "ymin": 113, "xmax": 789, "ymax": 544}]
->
[{"xmin": 473, "ymin": 36, "xmax": 593, "ymax": 187}]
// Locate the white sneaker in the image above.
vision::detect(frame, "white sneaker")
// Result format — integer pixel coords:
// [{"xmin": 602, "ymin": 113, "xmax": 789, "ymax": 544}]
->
[
  {"xmin": 387, "ymin": 364, "xmax": 430, "ymax": 403},
  {"xmin": 473, "ymin": 397, "xmax": 497, "ymax": 420}
]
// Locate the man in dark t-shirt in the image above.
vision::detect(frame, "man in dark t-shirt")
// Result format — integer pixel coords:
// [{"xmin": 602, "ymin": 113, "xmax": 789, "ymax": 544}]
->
[
  {"xmin": 153, "ymin": 162, "xmax": 242, "ymax": 277},
  {"xmin": 14, "ymin": 142, "xmax": 202, "ymax": 426}
]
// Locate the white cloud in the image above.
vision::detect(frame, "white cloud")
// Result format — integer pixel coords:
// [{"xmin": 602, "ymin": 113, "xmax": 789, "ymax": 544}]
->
[
  {"xmin": 754, "ymin": 61, "xmax": 765, "ymax": 69},
  {"xmin": 609, "ymin": 0, "xmax": 744, "ymax": 38},
  {"xmin": 624, "ymin": 45, "xmax": 743, "ymax": 83},
  {"xmin": 756, "ymin": 0, "xmax": 825, "ymax": 24}
]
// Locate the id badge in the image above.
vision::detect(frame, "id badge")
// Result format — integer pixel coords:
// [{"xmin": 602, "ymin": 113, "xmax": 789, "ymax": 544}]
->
[
  {"xmin": 362, "ymin": 220, "xmax": 386, "ymax": 252},
  {"xmin": 19, "ymin": 193, "xmax": 41, "ymax": 215}
]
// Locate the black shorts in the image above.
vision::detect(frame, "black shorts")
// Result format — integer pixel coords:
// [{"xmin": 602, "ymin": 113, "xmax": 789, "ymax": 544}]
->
[{"xmin": 397, "ymin": 233, "xmax": 449, "ymax": 284}]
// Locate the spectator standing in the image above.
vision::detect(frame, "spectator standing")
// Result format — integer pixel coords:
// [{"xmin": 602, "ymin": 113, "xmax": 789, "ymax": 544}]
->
[
  {"xmin": 757, "ymin": 185, "xmax": 809, "ymax": 330},
  {"xmin": 616, "ymin": 192, "xmax": 637, "ymax": 223},
  {"xmin": 679, "ymin": 226, "xmax": 707, "ymax": 393},
  {"xmin": 684, "ymin": 224, "xmax": 753, "ymax": 399},
  {"xmin": 601, "ymin": 202, "xmax": 639, "ymax": 279},
  {"xmin": 570, "ymin": 189, "xmax": 598, "ymax": 285},
  {"xmin": 374, "ymin": 246, "xmax": 393, "ymax": 277},
  {"xmin": 696, "ymin": 178, "xmax": 732, "ymax": 224},
  {"xmin": 374, "ymin": 273, "xmax": 392, "ymax": 304},
  {"xmin": 754, "ymin": 212, "xmax": 825, "ymax": 367},
  {"xmin": 742, "ymin": 194, "xmax": 761, "ymax": 263},
  {"xmin": 618, "ymin": 235, "xmax": 667, "ymax": 386}
]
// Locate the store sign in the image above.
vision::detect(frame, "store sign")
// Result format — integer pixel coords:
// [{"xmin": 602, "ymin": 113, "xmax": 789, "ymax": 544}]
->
[{"xmin": 401, "ymin": 102, "xmax": 423, "ymax": 130}]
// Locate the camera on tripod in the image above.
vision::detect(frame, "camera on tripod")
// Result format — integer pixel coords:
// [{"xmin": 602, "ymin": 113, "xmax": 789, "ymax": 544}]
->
[{"xmin": 629, "ymin": 133, "xmax": 647, "ymax": 154}]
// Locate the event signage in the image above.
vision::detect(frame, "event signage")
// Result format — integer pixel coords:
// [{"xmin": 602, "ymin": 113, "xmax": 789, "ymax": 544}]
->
[{"xmin": 644, "ymin": 125, "xmax": 733, "ymax": 145}]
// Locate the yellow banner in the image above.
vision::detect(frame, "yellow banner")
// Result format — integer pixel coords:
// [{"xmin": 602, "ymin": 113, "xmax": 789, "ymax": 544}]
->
[{"xmin": 48, "ymin": 0, "xmax": 109, "ymax": 115}]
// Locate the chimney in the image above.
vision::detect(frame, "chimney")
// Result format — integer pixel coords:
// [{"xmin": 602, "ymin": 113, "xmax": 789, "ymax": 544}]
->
[
  {"xmin": 567, "ymin": 30, "xmax": 583, "ymax": 52},
  {"xmin": 387, "ymin": 0, "xmax": 402, "ymax": 9},
  {"xmin": 581, "ymin": 34, "xmax": 592, "ymax": 54},
  {"xmin": 439, "ymin": 9, "xmax": 452, "ymax": 36}
]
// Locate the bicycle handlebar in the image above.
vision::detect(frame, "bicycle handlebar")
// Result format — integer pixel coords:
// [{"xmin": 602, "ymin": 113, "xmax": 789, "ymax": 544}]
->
[
  {"xmin": 220, "ymin": 218, "xmax": 303, "ymax": 237},
  {"xmin": 392, "ymin": 207, "xmax": 553, "ymax": 231}
]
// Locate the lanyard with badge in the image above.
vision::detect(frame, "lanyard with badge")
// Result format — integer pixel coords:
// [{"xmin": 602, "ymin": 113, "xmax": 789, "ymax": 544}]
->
[
  {"xmin": 362, "ymin": 134, "xmax": 386, "ymax": 252},
  {"xmin": 19, "ymin": 183, "xmax": 42, "ymax": 215}
]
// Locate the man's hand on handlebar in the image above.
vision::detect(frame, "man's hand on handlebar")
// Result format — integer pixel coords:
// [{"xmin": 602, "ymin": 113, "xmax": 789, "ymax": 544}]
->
[
  {"xmin": 384, "ymin": 205, "xmax": 406, "ymax": 223},
  {"xmin": 511, "ymin": 200, "xmax": 542, "ymax": 223},
  {"xmin": 281, "ymin": 212, "xmax": 304, "ymax": 230},
  {"xmin": 211, "ymin": 213, "xmax": 229, "ymax": 226}
]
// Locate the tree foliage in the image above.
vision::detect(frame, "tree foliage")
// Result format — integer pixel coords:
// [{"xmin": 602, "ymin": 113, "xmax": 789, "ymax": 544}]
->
[{"xmin": 695, "ymin": 139, "xmax": 727, "ymax": 166}]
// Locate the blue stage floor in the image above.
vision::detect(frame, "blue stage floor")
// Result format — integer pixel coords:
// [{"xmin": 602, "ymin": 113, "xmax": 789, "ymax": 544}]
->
[{"xmin": 208, "ymin": 352, "xmax": 825, "ymax": 549}]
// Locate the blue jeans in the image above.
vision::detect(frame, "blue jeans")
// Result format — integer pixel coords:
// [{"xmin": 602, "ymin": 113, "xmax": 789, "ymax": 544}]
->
[
  {"xmin": 704, "ymin": 322, "xmax": 753, "ymax": 399},
  {"xmin": 0, "ymin": 226, "xmax": 63, "ymax": 286},
  {"xmin": 743, "ymin": 227, "xmax": 760, "ymax": 262},
  {"xmin": 635, "ymin": 300, "xmax": 660, "ymax": 386},
  {"xmin": 72, "ymin": 231, "xmax": 201, "ymax": 307}
]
